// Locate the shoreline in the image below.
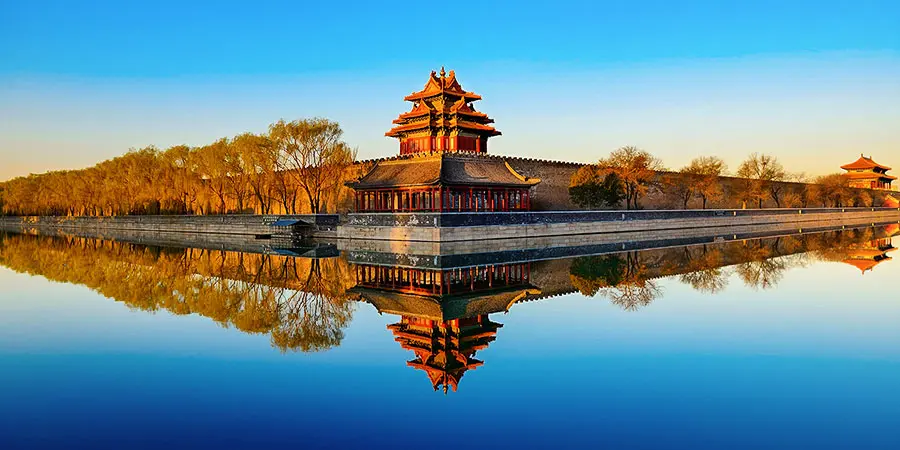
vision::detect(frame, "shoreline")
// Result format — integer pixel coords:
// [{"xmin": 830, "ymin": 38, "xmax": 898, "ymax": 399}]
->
[{"xmin": 2, "ymin": 207, "xmax": 898, "ymax": 244}]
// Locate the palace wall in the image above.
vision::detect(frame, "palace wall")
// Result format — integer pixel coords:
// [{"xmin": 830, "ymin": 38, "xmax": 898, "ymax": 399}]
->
[
  {"xmin": 244, "ymin": 157, "xmax": 895, "ymax": 215},
  {"xmin": 503, "ymin": 157, "xmax": 585, "ymax": 210},
  {"xmin": 487, "ymin": 156, "xmax": 895, "ymax": 211}
]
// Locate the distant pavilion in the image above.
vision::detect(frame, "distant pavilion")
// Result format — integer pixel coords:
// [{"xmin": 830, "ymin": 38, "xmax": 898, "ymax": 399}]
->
[
  {"xmin": 841, "ymin": 155, "xmax": 896, "ymax": 190},
  {"xmin": 346, "ymin": 68, "xmax": 540, "ymax": 212}
]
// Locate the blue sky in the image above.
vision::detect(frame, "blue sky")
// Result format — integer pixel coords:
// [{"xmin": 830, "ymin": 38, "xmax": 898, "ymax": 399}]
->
[{"xmin": 1, "ymin": 0, "xmax": 898, "ymax": 180}]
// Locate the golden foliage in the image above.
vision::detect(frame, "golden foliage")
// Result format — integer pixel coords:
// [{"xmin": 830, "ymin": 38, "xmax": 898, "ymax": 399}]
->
[{"xmin": 0, "ymin": 119, "xmax": 357, "ymax": 216}]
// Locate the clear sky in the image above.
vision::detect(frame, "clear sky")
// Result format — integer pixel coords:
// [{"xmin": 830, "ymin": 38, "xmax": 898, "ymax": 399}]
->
[{"xmin": 1, "ymin": 0, "xmax": 898, "ymax": 181}]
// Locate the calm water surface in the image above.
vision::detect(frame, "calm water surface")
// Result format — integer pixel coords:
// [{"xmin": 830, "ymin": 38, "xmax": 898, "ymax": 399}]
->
[{"xmin": 1, "ymin": 226, "xmax": 899, "ymax": 449}]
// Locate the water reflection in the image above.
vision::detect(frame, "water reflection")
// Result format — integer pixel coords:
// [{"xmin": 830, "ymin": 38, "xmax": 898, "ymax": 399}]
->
[
  {"xmin": 0, "ymin": 223, "xmax": 897, "ymax": 391},
  {"xmin": 352, "ymin": 262, "xmax": 539, "ymax": 392},
  {"xmin": 0, "ymin": 233, "xmax": 355, "ymax": 352}
]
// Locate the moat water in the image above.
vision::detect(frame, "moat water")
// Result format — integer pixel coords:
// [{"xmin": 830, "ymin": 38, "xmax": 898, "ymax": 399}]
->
[{"xmin": 1, "ymin": 226, "xmax": 899, "ymax": 449}]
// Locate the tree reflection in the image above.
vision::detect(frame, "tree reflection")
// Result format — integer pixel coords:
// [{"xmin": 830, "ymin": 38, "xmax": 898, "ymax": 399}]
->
[
  {"xmin": 0, "ymin": 232, "xmax": 355, "ymax": 352},
  {"xmin": 675, "ymin": 246, "xmax": 729, "ymax": 294},
  {"xmin": 679, "ymin": 268, "xmax": 728, "ymax": 294},
  {"xmin": 270, "ymin": 260, "xmax": 354, "ymax": 352},
  {"xmin": 568, "ymin": 225, "xmax": 898, "ymax": 302},
  {"xmin": 569, "ymin": 251, "xmax": 663, "ymax": 311}
]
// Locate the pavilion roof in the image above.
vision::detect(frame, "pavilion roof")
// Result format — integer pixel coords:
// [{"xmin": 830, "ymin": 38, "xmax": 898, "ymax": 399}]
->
[
  {"xmin": 385, "ymin": 115, "xmax": 500, "ymax": 137},
  {"xmin": 353, "ymin": 284, "xmax": 544, "ymax": 321},
  {"xmin": 842, "ymin": 171, "xmax": 897, "ymax": 180},
  {"xmin": 345, "ymin": 152, "xmax": 541, "ymax": 190},
  {"xmin": 403, "ymin": 68, "xmax": 483, "ymax": 102},
  {"xmin": 408, "ymin": 357, "xmax": 481, "ymax": 393},
  {"xmin": 355, "ymin": 152, "xmax": 586, "ymax": 168},
  {"xmin": 845, "ymin": 248, "xmax": 895, "ymax": 259},
  {"xmin": 841, "ymin": 257, "xmax": 890, "ymax": 273},
  {"xmin": 391, "ymin": 98, "xmax": 493, "ymax": 124},
  {"xmin": 841, "ymin": 155, "xmax": 892, "ymax": 171}
]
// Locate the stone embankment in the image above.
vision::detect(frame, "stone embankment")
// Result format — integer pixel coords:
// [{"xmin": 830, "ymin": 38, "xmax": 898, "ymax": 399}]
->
[
  {"xmin": 2, "ymin": 208, "xmax": 898, "ymax": 244},
  {"xmin": 338, "ymin": 207, "xmax": 900, "ymax": 242},
  {"xmin": 0, "ymin": 214, "xmax": 339, "ymax": 239}
]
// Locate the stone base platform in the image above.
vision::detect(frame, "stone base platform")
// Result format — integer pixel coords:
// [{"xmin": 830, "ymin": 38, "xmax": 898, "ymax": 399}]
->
[{"xmin": 338, "ymin": 208, "xmax": 900, "ymax": 243}]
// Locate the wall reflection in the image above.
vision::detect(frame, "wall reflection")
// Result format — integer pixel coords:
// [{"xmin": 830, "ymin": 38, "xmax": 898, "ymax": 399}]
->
[{"xmin": 0, "ymin": 223, "xmax": 897, "ymax": 391}]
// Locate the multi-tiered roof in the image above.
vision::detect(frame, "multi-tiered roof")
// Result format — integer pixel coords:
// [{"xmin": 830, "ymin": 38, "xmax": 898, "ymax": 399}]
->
[
  {"xmin": 388, "ymin": 315, "xmax": 502, "ymax": 393},
  {"xmin": 346, "ymin": 69, "xmax": 540, "ymax": 213},
  {"xmin": 386, "ymin": 67, "xmax": 500, "ymax": 154},
  {"xmin": 841, "ymin": 238, "xmax": 896, "ymax": 274},
  {"xmin": 840, "ymin": 155, "xmax": 896, "ymax": 190}
]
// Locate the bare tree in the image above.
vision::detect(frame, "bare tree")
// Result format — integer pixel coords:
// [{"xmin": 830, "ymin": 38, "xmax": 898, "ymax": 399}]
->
[{"xmin": 736, "ymin": 153, "xmax": 786, "ymax": 208}]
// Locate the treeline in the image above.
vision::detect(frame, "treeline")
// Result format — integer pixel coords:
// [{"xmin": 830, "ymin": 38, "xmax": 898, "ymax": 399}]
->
[
  {"xmin": 570, "ymin": 147, "xmax": 894, "ymax": 210},
  {"xmin": 0, "ymin": 118, "xmax": 357, "ymax": 217}
]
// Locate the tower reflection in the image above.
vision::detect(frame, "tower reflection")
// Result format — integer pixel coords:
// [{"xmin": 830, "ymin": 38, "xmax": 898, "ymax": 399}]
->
[
  {"xmin": 352, "ymin": 262, "xmax": 548, "ymax": 393},
  {"xmin": 841, "ymin": 237, "xmax": 896, "ymax": 274}
]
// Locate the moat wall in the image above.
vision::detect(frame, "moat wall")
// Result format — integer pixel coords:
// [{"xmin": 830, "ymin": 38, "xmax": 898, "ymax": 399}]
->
[
  {"xmin": 0, "ymin": 214, "xmax": 339, "ymax": 239},
  {"xmin": 3, "ymin": 208, "xmax": 898, "ymax": 244},
  {"xmin": 338, "ymin": 208, "xmax": 900, "ymax": 242}
]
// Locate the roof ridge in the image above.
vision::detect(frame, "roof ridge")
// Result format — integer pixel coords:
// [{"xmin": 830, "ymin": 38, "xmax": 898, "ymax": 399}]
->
[{"xmin": 356, "ymin": 152, "xmax": 589, "ymax": 167}]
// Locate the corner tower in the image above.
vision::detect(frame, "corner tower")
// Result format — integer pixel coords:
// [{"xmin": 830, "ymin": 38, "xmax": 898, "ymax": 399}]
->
[{"xmin": 386, "ymin": 67, "xmax": 501, "ymax": 155}]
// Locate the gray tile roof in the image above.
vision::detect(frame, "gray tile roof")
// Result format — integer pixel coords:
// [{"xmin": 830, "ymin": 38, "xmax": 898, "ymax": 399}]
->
[{"xmin": 347, "ymin": 152, "xmax": 541, "ymax": 189}]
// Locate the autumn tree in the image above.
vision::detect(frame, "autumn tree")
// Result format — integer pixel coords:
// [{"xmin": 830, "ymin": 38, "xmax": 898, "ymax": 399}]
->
[
  {"xmin": 816, "ymin": 173, "xmax": 851, "ymax": 207},
  {"xmin": 736, "ymin": 153, "xmax": 786, "ymax": 208},
  {"xmin": 0, "ymin": 117, "xmax": 358, "ymax": 217},
  {"xmin": 236, "ymin": 133, "xmax": 276, "ymax": 214},
  {"xmin": 195, "ymin": 139, "xmax": 232, "ymax": 213},
  {"xmin": 269, "ymin": 118, "xmax": 356, "ymax": 214},
  {"xmin": 599, "ymin": 146, "xmax": 664, "ymax": 210},
  {"xmin": 568, "ymin": 165, "xmax": 625, "ymax": 209},
  {"xmin": 664, "ymin": 172, "xmax": 695, "ymax": 209},
  {"xmin": 682, "ymin": 156, "xmax": 727, "ymax": 209},
  {"xmin": 221, "ymin": 136, "xmax": 253, "ymax": 213}
]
